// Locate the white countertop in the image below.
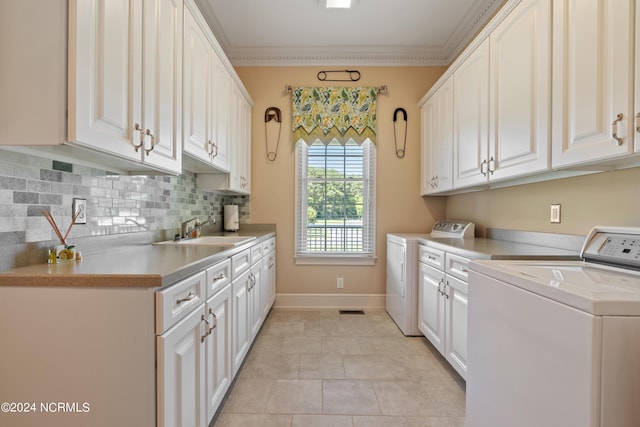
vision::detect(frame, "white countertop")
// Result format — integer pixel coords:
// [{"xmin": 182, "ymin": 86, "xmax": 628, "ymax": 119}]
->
[{"xmin": 419, "ymin": 236, "xmax": 580, "ymax": 260}]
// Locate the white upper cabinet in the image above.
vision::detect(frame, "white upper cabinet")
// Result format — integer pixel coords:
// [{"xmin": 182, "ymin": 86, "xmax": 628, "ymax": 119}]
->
[
  {"xmin": 552, "ymin": 0, "xmax": 634, "ymax": 167},
  {"xmin": 183, "ymin": 6, "xmax": 216, "ymax": 168},
  {"xmin": 70, "ymin": 0, "xmax": 183, "ymax": 174},
  {"xmin": 453, "ymin": 39, "xmax": 490, "ymax": 188},
  {"xmin": 182, "ymin": 5, "xmax": 229, "ymax": 173},
  {"xmin": 229, "ymin": 85, "xmax": 252, "ymax": 194},
  {"xmin": 635, "ymin": 2, "xmax": 640, "ymax": 153},
  {"xmin": 421, "ymin": 76, "xmax": 453, "ymax": 195},
  {"xmin": 488, "ymin": 0, "xmax": 550, "ymax": 182}
]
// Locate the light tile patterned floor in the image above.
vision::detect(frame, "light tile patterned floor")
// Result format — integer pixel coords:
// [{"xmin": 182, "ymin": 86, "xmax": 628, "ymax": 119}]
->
[{"xmin": 213, "ymin": 309, "xmax": 466, "ymax": 427}]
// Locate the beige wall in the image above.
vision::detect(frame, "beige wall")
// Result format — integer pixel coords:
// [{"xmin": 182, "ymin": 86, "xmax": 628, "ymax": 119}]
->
[
  {"xmin": 446, "ymin": 167, "xmax": 640, "ymax": 237},
  {"xmin": 235, "ymin": 66, "xmax": 446, "ymax": 295}
]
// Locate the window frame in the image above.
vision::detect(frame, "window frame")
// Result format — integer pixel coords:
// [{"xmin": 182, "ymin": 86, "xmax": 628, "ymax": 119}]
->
[{"xmin": 294, "ymin": 138, "xmax": 376, "ymax": 266}]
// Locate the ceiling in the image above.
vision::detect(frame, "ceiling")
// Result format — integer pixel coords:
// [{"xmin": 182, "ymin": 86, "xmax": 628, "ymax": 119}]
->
[{"xmin": 194, "ymin": 0, "xmax": 505, "ymax": 66}]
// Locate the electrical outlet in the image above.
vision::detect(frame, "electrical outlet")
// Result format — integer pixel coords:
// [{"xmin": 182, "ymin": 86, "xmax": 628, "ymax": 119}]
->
[
  {"xmin": 550, "ymin": 204, "xmax": 561, "ymax": 223},
  {"xmin": 337, "ymin": 277, "xmax": 344, "ymax": 289},
  {"xmin": 73, "ymin": 198, "xmax": 87, "ymax": 224}
]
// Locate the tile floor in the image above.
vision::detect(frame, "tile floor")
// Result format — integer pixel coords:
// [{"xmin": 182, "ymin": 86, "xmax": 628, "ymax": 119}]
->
[{"xmin": 212, "ymin": 308, "xmax": 466, "ymax": 427}]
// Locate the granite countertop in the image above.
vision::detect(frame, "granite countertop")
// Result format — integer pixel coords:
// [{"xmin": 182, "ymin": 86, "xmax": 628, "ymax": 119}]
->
[
  {"xmin": 418, "ymin": 236, "xmax": 581, "ymax": 260},
  {"xmin": 0, "ymin": 231, "xmax": 275, "ymax": 289}
]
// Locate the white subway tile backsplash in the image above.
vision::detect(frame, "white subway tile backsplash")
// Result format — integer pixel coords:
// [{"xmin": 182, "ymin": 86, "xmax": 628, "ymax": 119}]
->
[{"xmin": 0, "ymin": 148, "xmax": 250, "ymax": 246}]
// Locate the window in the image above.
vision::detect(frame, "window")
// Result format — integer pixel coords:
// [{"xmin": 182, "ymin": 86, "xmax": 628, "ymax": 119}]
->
[{"xmin": 295, "ymin": 138, "xmax": 376, "ymax": 265}]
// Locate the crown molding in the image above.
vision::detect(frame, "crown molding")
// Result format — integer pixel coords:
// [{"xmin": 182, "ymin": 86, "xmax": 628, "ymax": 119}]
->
[{"xmin": 195, "ymin": 0, "xmax": 506, "ymax": 67}]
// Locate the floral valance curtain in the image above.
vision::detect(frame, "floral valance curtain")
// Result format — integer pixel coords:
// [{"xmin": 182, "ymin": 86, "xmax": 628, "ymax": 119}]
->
[{"xmin": 292, "ymin": 86, "xmax": 377, "ymax": 145}]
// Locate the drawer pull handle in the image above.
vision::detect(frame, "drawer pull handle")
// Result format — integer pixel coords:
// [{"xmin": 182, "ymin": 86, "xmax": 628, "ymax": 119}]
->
[
  {"xmin": 459, "ymin": 266, "xmax": 468, "ymax": 273},
  {"xmin": 176, "ymin": 291, "xmax": 196, "ymax": 305},
  {"xmin": 428, "ymin": 255, "xmax": 437, "ymax": 261},
  {"xmin": 212, "ymin": 273, "xmax": 227, "ymax": 282}
]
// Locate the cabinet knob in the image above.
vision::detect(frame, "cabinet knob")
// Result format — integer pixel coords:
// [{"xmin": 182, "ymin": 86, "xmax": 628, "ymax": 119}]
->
[{"xmin": 612, "ymin": 113, "xmax": 624, "ymax": 146}]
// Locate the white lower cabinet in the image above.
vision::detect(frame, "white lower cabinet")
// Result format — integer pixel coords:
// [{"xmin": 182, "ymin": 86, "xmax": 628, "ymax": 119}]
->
[
  {"xmin": 231, "ymin": 268, "xmax": 251, "ymax": 376},
  {"xmin": 249, "ymin": 258, "xmax": 264, "ymax": 339},
  {"xmin": 157, "ymin": 304, "xmax": 207, "ymax": 427},
  {"xmin": 205, "ymin": 283, "xmax": 233, "ymax": 421},
  {"xmin": 262, "ymin": 240, "xmax": 277, "ymax": 318},
  {"xmin": 157, "ymin": 236, "xmax": 276, "ymax": 426},
  {"xmin": 418, "ymin": 246, "xmax": 469, "ymax": 379}
]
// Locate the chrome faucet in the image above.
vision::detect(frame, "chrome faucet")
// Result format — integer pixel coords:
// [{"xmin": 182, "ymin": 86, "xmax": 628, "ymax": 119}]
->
[{"xmin": 181, "ymin": 218, "xmax": 198, "ymax": 239}]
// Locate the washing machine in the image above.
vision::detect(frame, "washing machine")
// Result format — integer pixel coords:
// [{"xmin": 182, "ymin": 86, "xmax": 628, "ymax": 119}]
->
[
  {"xmin": 466, "ymin": 226, "xmax": 640, "ymax": 427},
  {"xmin": 386, "ymin": 221, "xmax": 475, "ymax": 336}
]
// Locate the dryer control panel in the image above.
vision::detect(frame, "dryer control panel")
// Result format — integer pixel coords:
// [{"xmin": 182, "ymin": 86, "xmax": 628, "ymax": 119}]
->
[{"xmin": 581, "ymin": 227, "xmax": 640, "ymax": 270}]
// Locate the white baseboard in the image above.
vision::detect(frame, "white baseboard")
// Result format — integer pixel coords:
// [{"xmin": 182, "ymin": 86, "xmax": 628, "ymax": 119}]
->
[{"xmin": 274, "ymin": 293, "xmax": 386, "ymax": 309}]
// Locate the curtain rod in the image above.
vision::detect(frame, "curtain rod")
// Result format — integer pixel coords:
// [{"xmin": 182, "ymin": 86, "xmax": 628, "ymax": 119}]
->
[{"xmin": 284, "ymin": 84, "xmax": 388, "ymax": 95}]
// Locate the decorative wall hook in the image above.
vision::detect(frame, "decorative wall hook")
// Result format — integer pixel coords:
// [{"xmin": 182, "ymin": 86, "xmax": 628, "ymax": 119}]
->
[
  {"xmin": 393, "ymin": 107, "xmax": 408, "ymax": 158},
  {"xmin": 317, "ymin": 69, "xmax": 361, "ymax": 82},
  {"xmin": 264, "ymin": 107, "xmax": 282, "ymax": 161}
]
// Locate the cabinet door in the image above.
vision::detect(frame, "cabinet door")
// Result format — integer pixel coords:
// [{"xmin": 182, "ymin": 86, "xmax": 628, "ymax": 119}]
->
[
  {"xmin": 489, "ymin": 0, "xmax": 550, "ymax": 181},
  {"xmin": 183, "ymin": 7, "xmax": 213, "ymax": 164},
  {"xmin": 634, "ymin": 2, "xmax": 640, "ymax": 153},
  {"xmin": 157, "ymin": 305, "xmax": 206, "ymax": 427},
  {"xmin": 444, "ymin": 275, "xmax": 468, "ymax": 380},
  {"xmin": 249, "ymin": 260, "xmax": 263, "ymax": 340},
  {"xmin": 140, "ymin": 0, "xmax": 182, "ymax": 173},
  {"xmin": 421, "ymin": 77, "xmax": 453, "ymax": 194},
  {"xmin": 229, "ymin": 85, "xmax": 252, "ymax": 193},
  {"xmin": 552, "ymin": 0, "xmax": 634, "ymax": 166},
  {"xmin": 262, "ymin": 249, "xmax": 276, "ymax": 317},
  {"xmin": 71, "ymin": 0, "xmax": 142, "ymax": 163},
  {"xmin": 205, "ymin": 284, "xmax": 233, "ymax": 423},
  {"xmin": 231, "ymin": 269, "xmax": 251, "ymax": 376},
  {"xmin": 453, "ymin": 39, "xmax": 490, "ymax": 188},
  {"xmin": 210, "ymin": 54, "xmax": 231, "ymax": 171},
  {"xmin": 418, "ymin": 262, "xmax": 445, "ymax": 353}
]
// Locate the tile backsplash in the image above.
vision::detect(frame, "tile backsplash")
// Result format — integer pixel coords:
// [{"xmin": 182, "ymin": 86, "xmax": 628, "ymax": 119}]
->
[{"xmin": 0, "ymin": 148, "xmax": 250, "ymax": 246}]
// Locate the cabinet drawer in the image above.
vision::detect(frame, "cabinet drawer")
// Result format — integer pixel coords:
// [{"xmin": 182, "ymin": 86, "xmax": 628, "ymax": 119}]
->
[
  {"xmin": 250, "ymin": 242, "xmax": 263, "ymax": 263},
  {"xmin": 156, "ymin": 271, "xmax": 207, "ymax": 334},
  {"xmin": 206, "ymin": 259, "xmax": 231, "ymax": 298},
  {"xmin": 445, "ymin": 253, "xmax": 471, "ymax": 282},
  {"xmin": 263, "ymin": 237, "xmax": 275, "ymax": 254},
  {"xmin": 231, "ymin": 248, "xmax": 251, "ymax": 278},
  {"xmin": 419, "ymin": 245, "xmax": 445, "ymax": 270}
]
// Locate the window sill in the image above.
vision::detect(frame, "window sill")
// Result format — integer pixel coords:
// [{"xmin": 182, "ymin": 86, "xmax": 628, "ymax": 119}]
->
[{"xmin": 294, "ymin": 255, "xmax": 377, "ymax": 266}]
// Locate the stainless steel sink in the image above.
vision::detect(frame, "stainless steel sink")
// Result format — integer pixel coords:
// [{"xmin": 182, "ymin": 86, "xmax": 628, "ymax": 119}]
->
[{"xmin": 155, "ymin": 235, "xmax": 256, "ymax": 246}]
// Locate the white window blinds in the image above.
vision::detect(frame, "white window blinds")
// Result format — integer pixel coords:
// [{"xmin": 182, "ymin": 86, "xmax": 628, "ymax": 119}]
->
[{"xmin": 295, "ymin": 139, "xmax": 376, "ymax": 263}]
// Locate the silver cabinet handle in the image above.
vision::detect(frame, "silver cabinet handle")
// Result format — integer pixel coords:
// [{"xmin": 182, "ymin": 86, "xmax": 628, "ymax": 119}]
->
[
  {"xmin": 437, "ymin": 279, "xmax": 444, "ymax": 296},
  {"xmin": 480, "ymin": 159, "xmax": 488, "ymax": 176},
  {"xmin": 201, "ymin": 314, "xmax": 210, "ymax": 342},
  {"xmin": 144, "ymin": 128, "xmax": 155, "ymax": 155},
  {"xmin": 460, "ymin": 266, "xmax": 468, "ymax": 273},
  {"xmin": 635, "ymin": 112, "xmax": 640, "ymax": 133},
  {"xmin": 176, "ymin": 291, "xmax": 196, "ymax": 305},
  {"xmin": 133, "ymin": 123, "xmax": 144, "ymax": 152},
  {"xmin": 208, "ymin": 308, "xmax": 217, "ymax": 333},
  {"xmin": 212, "ymin": 273, "xmax": 226, "ymax": 282},
  {"xmin": 444, "ymin": 281, "xmax": 449, "ymax": 299},
  {"xmin": 612, "ymin": 113, "xmax": 624, "ymax": 146},
  {"xmin": 488, "ymin": 157, "xmax": 495, "ymax": 175}
]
